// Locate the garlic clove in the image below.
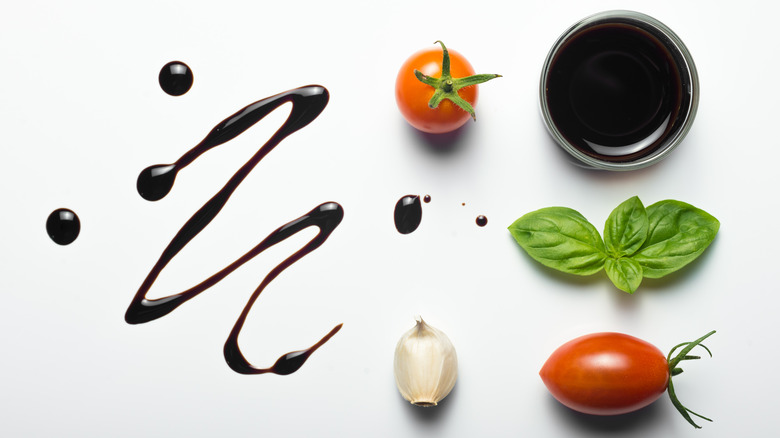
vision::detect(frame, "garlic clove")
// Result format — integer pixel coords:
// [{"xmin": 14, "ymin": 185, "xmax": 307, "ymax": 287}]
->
[{"xmin": 393, "ymin": 317, "xmax": 458, "ymax": 407}]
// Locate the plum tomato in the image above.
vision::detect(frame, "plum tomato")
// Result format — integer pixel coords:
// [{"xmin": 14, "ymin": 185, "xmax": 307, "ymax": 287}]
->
[
  {"xmin": 395, "ymin": 41, "xmax": 500, "ymax": 134},
  {"xmin": 540, "ymin": 332, "xmax": 668, "ymax": 416},
  {"xmin": 540, "ymin": 331, "xmax": 716, "ymax": 428}
]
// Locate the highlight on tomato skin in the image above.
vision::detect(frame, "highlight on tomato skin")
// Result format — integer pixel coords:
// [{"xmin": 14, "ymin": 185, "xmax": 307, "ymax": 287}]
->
[{"xmin": 539, "ymin": 332, "xmax": 670, "ymax": 416}]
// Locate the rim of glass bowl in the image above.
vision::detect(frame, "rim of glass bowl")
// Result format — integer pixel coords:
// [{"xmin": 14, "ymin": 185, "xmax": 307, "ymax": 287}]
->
[{"xmin": 539, "ymin": 10, "xmax": 700, "ymax": 171}]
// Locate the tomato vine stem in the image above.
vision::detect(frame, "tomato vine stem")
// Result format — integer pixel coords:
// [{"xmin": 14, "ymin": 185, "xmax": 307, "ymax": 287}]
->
[
  {"xmin": 666, "ymin": 330, "xmax": 716, "ymax": 429},
  {"xmin": 413, "ymin": 41, "xmax": 501, "ymax": 121}
]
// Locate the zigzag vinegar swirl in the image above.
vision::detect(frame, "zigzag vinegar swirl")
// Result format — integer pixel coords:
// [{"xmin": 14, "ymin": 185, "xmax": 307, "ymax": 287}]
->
[{"xmin": 126, "ymin": 85, "xmax": 343, "ymax": 375}]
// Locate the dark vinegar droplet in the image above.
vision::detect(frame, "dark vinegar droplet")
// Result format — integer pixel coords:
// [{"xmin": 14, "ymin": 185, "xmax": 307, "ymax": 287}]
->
[
  {"xmin": 159, "ymin": 61, "xmax": 193, "ymax": 96},
  {"xmin": 46, "ymin": 208, "xmax": 80, "ymax": 245},
  {"xmin": 476, "ymin": 215, "xmax": 488, "ymax": 227},
  {"xmin": 270, "ymin": 350, "xmax": 310, "ymax": 376},
  {"xmin": 394, "ymin": 195, "xmax": 422, "ymax": 234},
  {"xmin": 137, "ymin": 164, "xmax": 178, "ymax": 201},
  {"xmin": 423, "ymin": 195, "xmax": 431, "ymax": 203}
]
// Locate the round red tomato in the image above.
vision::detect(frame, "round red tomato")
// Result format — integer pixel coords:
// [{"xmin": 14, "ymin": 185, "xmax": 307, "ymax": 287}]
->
[
  {"xmin": 395, "ymin": 47, "xmax": 476, "ymax": 134},
  {"xmin": 540, "ymin": 332, "xmax": 669, "ymax": 416},
  {"xmin": 395, "ymin": 41, "xmax": 500, "ymax": 134}
]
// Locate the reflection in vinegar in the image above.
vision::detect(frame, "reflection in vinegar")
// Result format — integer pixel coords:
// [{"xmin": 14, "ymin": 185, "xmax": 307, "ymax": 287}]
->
[{"xmin": 126, "ymin": 85, "xmax": 344, "ymax": 375}]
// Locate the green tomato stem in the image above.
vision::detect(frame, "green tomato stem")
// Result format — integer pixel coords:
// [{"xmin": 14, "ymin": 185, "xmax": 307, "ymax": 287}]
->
[
  {"xmin": 666, "ymin": 330, "xmax": 716, "ymax": 429},
  {"xmin": 413, "ymin": 40, "xmax": 501, "ymax": 121}
]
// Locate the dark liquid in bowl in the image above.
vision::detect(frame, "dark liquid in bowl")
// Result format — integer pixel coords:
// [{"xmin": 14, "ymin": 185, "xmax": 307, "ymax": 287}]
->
[{"xmin": 545, "ymin": 23, "xmax": 686, "ymax": 162}]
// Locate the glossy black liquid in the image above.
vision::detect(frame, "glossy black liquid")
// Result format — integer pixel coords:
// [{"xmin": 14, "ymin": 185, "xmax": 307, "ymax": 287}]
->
[
  {"xmin": 546, "ymin": 23, "xmax": 684, "ymax": 161},
  {"xmin": 128, "ymin": 85, "xmax": 343, "ymax": 375},
  {"xmin": 158, "ymin": 61, "xmax": 193, "ymax": 96},
  {"xmin": 423, "ymin": 195, "xmax": 431, "ymax": 203},
  {"xmin": 46, "ymin": 208, "xmax": 80, "ymax": 245},
  {"xmin": 476, "ymin": 215, "xmax": 488, "ymax": 227},
  {"xmin": 394, "ymin": 195, "xmax": 422, "ymax": 234}
]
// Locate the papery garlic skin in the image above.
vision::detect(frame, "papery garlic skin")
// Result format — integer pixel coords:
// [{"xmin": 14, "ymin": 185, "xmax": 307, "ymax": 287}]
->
[{"xmin": 393, "ymin": 317, "xmax": 458, "ymax": 407}]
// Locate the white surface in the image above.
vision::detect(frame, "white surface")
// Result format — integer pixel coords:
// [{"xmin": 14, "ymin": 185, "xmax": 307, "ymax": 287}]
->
[{"xmin": 0, "ymin": 0, "xmax": 776, "ymax": 437}]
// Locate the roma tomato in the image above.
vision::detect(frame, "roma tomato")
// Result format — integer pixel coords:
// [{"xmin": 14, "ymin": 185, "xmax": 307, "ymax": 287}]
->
[
  {"xmin": 540, "ymin": 332, "xmax": 668, "ymax": 416},
  {"xmin": 395, "ymin": 41, "xmax": 500, "ymax": 134},
  {"xmin": 540, "ymin": 331, "xmax": 716, "ymax": 428}
]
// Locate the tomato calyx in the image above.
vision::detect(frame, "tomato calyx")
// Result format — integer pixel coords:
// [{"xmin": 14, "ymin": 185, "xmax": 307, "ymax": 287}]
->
[
  {"xmin": 665, "ymin": 330, "xmax": 716, "ymax": 429},
  {"xmin": 414, "ymin": 41, "xmax": 501, "ymax": 121}
]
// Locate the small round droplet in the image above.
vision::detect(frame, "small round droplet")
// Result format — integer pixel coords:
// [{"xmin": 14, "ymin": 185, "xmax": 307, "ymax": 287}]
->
[
  {"xmin": 158, "ymin": 61, "xmax": 193, "ymax": 96},
  {"xmin": 47, "ymin": 208, "xmax": 80, "ymax": 245},
  {"xmin": 423, "ymin": 195, "xmax": 431, "ymax": 203},
  {"xmin": 476, "ymin": 215, "xmax": 488, "ymax": 227}
]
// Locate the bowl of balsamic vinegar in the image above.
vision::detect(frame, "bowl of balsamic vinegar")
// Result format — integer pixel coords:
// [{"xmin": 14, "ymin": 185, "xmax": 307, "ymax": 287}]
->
[{"xmin": 540, "ymin": 10, "xmax": 699, "ymax": 170}]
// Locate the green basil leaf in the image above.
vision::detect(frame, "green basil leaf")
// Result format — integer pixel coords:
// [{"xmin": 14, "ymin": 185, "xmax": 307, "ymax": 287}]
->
[
  {"xmin": 508, "ymin": 207, "xmax": 607, "ymax": 275},
  {"xmin": 603, "ymin": 196, "xmax": 648, "ymax": 258},
  {"xmin": 630, "ymin": 200, "xmax": 720, "ymax": 278},
  {"xmin": 605, "ymin": 257, "xmax": 644, "ymax": 293}
]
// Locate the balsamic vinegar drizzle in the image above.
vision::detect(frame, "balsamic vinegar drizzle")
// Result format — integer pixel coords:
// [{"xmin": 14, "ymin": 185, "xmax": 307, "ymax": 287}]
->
[
  {"xmin": 394, "ymin": 195, "xmax": 423, "ymax": 234},
  {"xmin": 476, "ymin": 215, "xmax": 488, "ymax": 227},
  {"xmin": 138, "ymin": 86, "xmax": 329, "ymax": 202},
  {"xmin": 127, "ymin": 85, "xmax": 344, "ymax": 375}
]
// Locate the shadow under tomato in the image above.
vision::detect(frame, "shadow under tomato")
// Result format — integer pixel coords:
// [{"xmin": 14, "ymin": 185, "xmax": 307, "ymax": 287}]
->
[
  {"xmin": 405, "ymin": 121, "xmax": 472, "ymax": 157},
  {"xmin": 401, "ymin": 381, "xmax": 458, "ymax": 424},
  {"xmin": 548, "ymin": 395, "xmax": 664, "ymax": 433}
]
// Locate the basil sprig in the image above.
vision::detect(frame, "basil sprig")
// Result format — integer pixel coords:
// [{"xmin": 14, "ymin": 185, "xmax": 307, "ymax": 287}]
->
[{"xmin": 508, "ymin": 197, "xmax": 719, "ymax": 293}]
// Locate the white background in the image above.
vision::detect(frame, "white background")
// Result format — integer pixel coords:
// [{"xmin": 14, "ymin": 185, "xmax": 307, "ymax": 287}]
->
[{"xmin": 0, "ymin": 0, "xmax": 776, "ymax": 437}]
